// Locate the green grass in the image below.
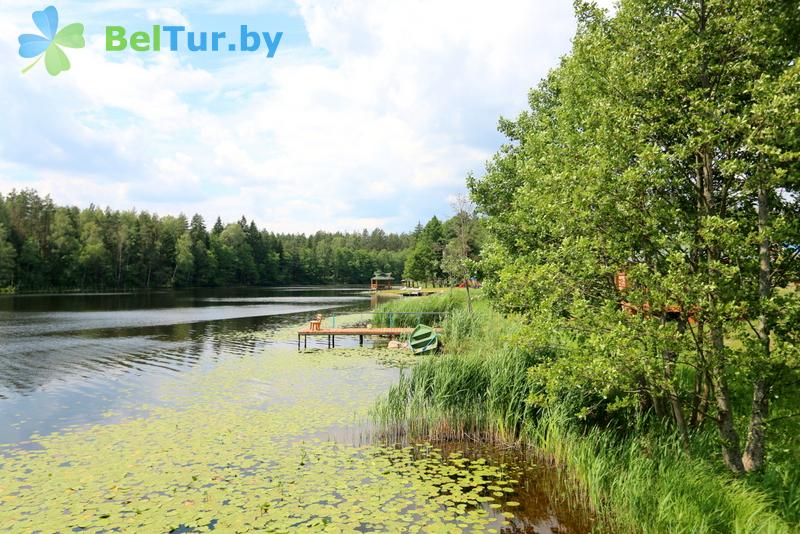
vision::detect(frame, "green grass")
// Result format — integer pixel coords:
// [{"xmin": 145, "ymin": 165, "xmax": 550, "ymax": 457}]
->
[
  {"xmin": 371, "ymin": 291, "xmax": 799, "ymax": 533},
  {"xmin": 371, "ymin": 291, "xmax": 466, "ymax": 328},
  {"xmin": 528, "ymin": 410, "xmax": 791, "ymax": 533},
  {"xmin": 373, "ymin": 297, "xmax": 541, "ymax": 443}
]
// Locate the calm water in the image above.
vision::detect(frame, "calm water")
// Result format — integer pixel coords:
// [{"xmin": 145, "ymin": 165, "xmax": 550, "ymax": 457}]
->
[
  {"xmin": 0, "ymin": 287, "xmax": 372, "ymax": 443},
  {"xmin": 0, "ymin": 287, "xmax": 600, "ymax": 532}
]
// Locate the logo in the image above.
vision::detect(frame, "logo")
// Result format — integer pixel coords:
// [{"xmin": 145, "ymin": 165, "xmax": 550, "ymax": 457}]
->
[
  {"xmin": 18, "ymin": 5, "xmax": 85, "ymax": 76},
  {"xmin": 105, "ymin": 26, "xmax": 283, "ymax": 57},
  {"xmin": 15, "ymin": 6, "xmax": 282, "ymax": 77}
]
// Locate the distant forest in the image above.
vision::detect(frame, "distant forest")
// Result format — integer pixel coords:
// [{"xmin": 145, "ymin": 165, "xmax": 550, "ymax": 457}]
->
[
  {"xmin": 0, "ymin": 189, "xmax": 482, "ymax": 292},
  {"xmin": 0, "ymin": 189, "xmax": 413, "ymax": 291}
]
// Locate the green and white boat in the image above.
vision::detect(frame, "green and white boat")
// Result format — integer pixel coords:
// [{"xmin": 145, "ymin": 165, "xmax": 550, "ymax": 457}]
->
[{"xmin": 408, "ymin": 324, "xmax": 438, "ymax": 354}]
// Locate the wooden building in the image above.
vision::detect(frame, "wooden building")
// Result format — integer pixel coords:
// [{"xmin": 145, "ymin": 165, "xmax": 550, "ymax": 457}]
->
[
  {"xmin": 615, "ymin": 270, "xmax": 695, "ymax": 323},
  {"xmin": 370, "ymin": 272, "xmax": 394, "ymax": 290}
]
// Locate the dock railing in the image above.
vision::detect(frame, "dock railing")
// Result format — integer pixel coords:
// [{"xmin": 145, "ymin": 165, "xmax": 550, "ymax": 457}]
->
[
  {"xmin": 323, "ymin": 311, "xmax": 449, "ymax": 329},
  {"xmin": 297, "ymin": 311, "xmax": 448, "ymax": 350}
]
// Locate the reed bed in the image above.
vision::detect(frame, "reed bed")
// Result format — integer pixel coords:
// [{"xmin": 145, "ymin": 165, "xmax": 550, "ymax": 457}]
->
[
  {"xmin": 371, "ymin": 291, "xmax": 465, "ymax": 328},
  {"xmin": 371, "ymin": 290, "xmax": 797, "ymax": 533}
]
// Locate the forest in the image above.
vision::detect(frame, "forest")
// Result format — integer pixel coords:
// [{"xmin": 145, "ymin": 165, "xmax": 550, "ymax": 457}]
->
[
  {"xmin": 0, "ymin": 189, "xmax": 481, "ymax": 292},
  {"xmin": 0, "ymin": 189, "xmax": 410, "ymax": 291}
]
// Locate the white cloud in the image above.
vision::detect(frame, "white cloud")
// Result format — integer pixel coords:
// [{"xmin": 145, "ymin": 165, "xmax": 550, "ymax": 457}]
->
[
  {"xmin": 145, "ymin": 8, "xmax": 190, "ymax": 28},
  {"xmin": 0, "ymin": 0, "xmax": 584, "ymax": 233},
  {"xmin": 594, "ymin": 0, "xmax": 618, "ymax": 13}
]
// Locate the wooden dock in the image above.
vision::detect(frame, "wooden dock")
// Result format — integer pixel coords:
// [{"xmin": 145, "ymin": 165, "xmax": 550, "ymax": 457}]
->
[{"xmin": 296, "ymin": 327, "xmax": 440, "ymax": 350}]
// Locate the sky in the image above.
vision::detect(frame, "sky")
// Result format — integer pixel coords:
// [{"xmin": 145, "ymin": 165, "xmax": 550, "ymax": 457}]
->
[{"xmin": 0, "ymin": 0, "xmax": 614, "ymax": 234}]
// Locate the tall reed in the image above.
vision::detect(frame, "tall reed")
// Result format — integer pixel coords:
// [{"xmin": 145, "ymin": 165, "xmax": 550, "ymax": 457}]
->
[
  {"xmin": 372, "ymin": 291, "xmax": 465, "ymax": 328},
  {"xmin": 371, "ymin": 290, "xmax": 798, "ymax": 533}
]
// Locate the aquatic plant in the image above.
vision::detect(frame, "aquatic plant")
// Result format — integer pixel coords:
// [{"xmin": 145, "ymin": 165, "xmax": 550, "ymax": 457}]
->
[
  {"xmin": 0, "ymin": 343, "xmax": 527, "ymax": 532},
  {"xmin": 528, "ymin": 409, "xmax": 791, "ymax": 534}
]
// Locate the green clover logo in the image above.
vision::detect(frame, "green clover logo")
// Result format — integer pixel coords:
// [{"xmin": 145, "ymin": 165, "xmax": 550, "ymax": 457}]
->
[{"xmin": 18, "ymin": 5, "xmax": 85, "ymax": 76}]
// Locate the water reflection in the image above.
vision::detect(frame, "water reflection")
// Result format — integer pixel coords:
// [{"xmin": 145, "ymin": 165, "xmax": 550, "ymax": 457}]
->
[
  {"xmin": 0, "ymin": 288, "xmax": 603, "ymax": 532},
  {"xmin": 0, "ymin": 287, "xmax": 371, "ymax": 442}
]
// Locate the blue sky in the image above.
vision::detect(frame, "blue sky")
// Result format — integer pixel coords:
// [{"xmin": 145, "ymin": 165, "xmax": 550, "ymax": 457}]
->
[{"xmin": 0, "ymin": 1, "xmax": 613, "ymax": 234}]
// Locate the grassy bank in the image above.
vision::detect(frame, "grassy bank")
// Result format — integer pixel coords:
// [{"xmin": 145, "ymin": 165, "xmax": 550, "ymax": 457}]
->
[
  {"xmin": 372, "ymin": 291, "xmax": 465, "ymax": 328},
  {"xmin": 371, "ymin": 291, "xmax": 798, "ymax": 533}
]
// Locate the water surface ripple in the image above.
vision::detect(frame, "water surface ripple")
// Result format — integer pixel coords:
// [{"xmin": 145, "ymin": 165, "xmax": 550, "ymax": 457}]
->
[{"xmin": 0, "ymin": 287, "xmax": 369, "ymax": 441}]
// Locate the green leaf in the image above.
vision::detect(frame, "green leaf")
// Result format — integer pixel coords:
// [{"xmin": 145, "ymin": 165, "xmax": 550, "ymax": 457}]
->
[
  {"xmin": 55, "ymin": 23, "xmax": 85, "ymax": 48},
  {"xmin": 45, "ymin": 45, "xmax": 70, "ymax": 76}
]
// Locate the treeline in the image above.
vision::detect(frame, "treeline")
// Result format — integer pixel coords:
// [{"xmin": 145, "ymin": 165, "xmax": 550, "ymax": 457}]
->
[
  {"xmin": 0, "ymin": 189, "xmax": 410, "ymax": 291},
  {"xmin": 402, "ymin": 198, "xmax": 483, "ymax": 287}
]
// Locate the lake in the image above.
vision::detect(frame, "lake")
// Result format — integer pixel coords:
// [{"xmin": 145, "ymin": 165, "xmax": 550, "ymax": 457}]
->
[
  {"xmin": 0, "ymin": 287, "xmax": 375, "ymax": 443},
  {"xmin": 0, "ymin": 287, "xmax": 599, "ymax": 532}
]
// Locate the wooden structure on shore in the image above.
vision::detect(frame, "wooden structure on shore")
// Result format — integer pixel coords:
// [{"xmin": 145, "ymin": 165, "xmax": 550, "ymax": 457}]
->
[
  {"xmin": 400, "ymin": 289, "xmax": 436, "ymax": 297},
  {"xmin": 616, "ymin": 271, "xmax": 694, "ymax": 322},
  {"xmin": 370, "ymin": 272, "xmax": 394, "ymax": 290}
]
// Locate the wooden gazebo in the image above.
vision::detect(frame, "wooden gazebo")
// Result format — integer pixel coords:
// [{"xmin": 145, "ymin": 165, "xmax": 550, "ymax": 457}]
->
[{"xmin": 370, "ymin": 272, "xmax": 394, "ymax": 290}]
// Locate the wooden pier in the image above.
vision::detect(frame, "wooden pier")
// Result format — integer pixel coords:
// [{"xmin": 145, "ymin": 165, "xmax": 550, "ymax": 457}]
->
[{"xmin": 296, "ymin": 327, "xmax": 441, "ymax": 350}]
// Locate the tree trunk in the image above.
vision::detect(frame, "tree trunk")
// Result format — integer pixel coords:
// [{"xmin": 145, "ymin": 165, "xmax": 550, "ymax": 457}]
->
[
  {"xmin": 662, "ymin": 316, "xmax": 690, "ymax": 449},
  {"xmin": 664, "ymin": 348, "xmax": 690, "ymax": 451},
  {"xmin": 690, "ymin": 368, "xmax": 703, "ymax": 427},
  {"xmin": 710, "ymin": 357, "xmax": 745, "ymax": 474},
  {"xmin": 743, "ymin": 182, "xmax": 772, "ymax": 472},
  {"xmin": 637, "ymin": 374, "xmax": 652, "ymax": 414},
  {"xmin": 743, "ymin": 379, "xmax": 769, "ymax": 472},
  {"xmin": 464, "ymin": 276, "xmax": 472, "ymax": 313},
  {"xmin": 651, "ymin": 390, "xmax": 665, "ymax": 419},
  {"xmin": 690, "ymin": 370, "xmax": 711, "ymax": 430},
  {"xmin": 689, "ymin": 320, "xmax": 709, "ymax": 429},
  {"xmin": 700, "ymin": 147, "xmax": 744, "ymax": 474}
]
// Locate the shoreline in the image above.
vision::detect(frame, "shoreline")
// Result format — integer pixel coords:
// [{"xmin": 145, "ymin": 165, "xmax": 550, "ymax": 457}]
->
[
  {"xmin": 371, "ymin": 291, "xmax": 798, "ymax": 533},
  {"xmin": 2, "ymin": 309, "xmax": 588, "ymax": 532}
]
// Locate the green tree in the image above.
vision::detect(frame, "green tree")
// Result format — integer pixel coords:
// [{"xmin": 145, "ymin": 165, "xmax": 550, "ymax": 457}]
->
[
  {"xmin": 0, "ymin": 189, "xmax": 417, "ymax": 291},
  {"xmin": 137, "ymin": 212, "xmax": 160, "ymax": 289},
  {"xmin": 219, "ymin": 223, "xmax": 257, "ymax": 284},
  {"xmin": 173, "ymin": 233, "xmax": 194, "ymax": 287},
  {"xmin": 470, "ymin": 0, "xmax": 800, "ymax": 474},
  {"xmin": 404, "ymin": 216, "xmax": 446, "ymax": 286},
  {"xmin": 78, "ymin": 218, "xmax": 110, "ymax": 288},
  {"xmin": 109, "ymin": 211, "xmax": 137, "ymax": 289},
  {"xmin": 49, "ymin": 207, "xmax": 81, "ymax": 287},
  {"xmin": 212, "ymin": 217, "xmax": 224, "ymax": 236},
  {"xmin": 0, "ymin": 224, "xmax": 16, "ymax": 287},
  {"xmin": 157, "ymin": 215, "xmax": 188, "ymax": 287},
  {"xmin": 189, "ymin": 214, "xmax": 212, "ymax": 286},
  {"xmin": 441, "ymin": 195, "xmax": 480, "ymax": 312}
]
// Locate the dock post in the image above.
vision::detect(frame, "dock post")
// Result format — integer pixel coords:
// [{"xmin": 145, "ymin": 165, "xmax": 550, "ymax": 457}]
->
[
  {"xmin": 297, "ymin": 334, "xmax": 300, "ymax": 351},
  {"xmin": 332, "ymin": 335, "xmax": 335, "ymax": 348},
  {"xmin": 359, "ymin": 334, "xmax": 363, "ymax": 346},
  {"xmin": 304, "ymin": 335, "xmax": 307, "ymax": 349}
]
